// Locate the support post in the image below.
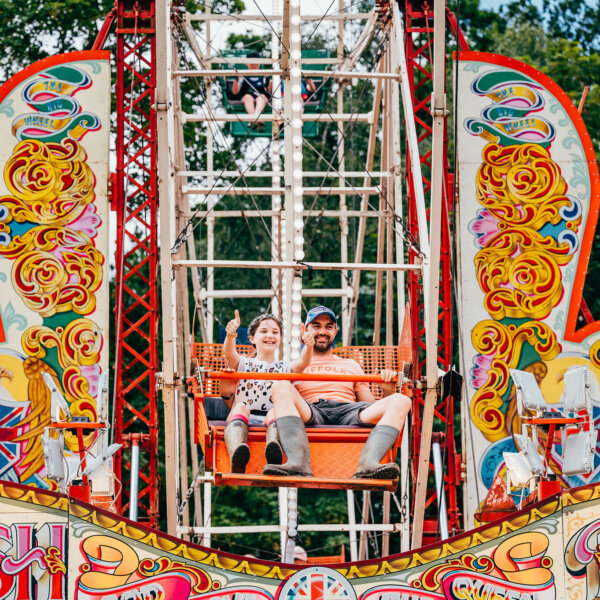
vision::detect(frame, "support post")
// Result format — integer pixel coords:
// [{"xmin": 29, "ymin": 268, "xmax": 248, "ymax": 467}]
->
[
  {"xmin": 129, "ymin": 435, "xmax": 140, "ymax": 521},
  {"xmin": 156, "ymin": 0, "xmax": 180, "ymax": 536},
  {"xmin": 347, "ymin": 490, "xmax": 358, "ymax": 561},
  {"xmin": 411, "ymin": 0, "xmax": 446, "ymax": 549}
]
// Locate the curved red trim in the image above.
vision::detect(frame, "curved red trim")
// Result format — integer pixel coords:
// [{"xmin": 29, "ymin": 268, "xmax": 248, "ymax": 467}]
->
[
  {"xmin": 458, "ymin": 51, "xmax": 600, "ymax": 343},
  {"xmin": 0, "ymin": 50, "xmax": 110, "ymax": 106}
]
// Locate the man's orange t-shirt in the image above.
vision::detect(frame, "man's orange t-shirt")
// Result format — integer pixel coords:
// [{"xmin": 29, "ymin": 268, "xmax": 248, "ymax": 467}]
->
[{"xmin": 294, "ymin": 354, "xmax": 371, "ymax": 403}]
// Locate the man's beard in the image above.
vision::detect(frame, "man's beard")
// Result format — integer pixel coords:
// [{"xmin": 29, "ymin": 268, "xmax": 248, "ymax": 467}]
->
[{"xmin": 314, "ymin": 338, "xmax": 332, "ymax": 353}]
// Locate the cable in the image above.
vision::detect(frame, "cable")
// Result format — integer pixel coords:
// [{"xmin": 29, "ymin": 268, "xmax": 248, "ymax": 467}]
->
[
  {"xmin": 304, "ymin": 0, "xmax": 337, "ymax": 46},
  {"xmin": 172, "ymin": 18, "xmax": 291, "ymax": 253},
  {"xmin": 251, "ymin": 0, "xmax": 288, "ymax": 55},
  {"xmin": 299, "ymin": 27, "xmax": 425, "ymax": 257}
]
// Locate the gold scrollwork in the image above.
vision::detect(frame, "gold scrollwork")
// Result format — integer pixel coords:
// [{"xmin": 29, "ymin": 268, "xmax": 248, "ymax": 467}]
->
[
  {"xmin": 22, "ymin": 319, "xmax": 101, "ymax": 411},
  {"xmin": 0, "ymin": 226, "xmax": 103, "ymax": 317},
  {"xmin": 470, "ymin": 142, "xmax": 578, "ymax": 442},
  {"xmin": 0, "ymin": 138, "xmax": 94, "ymax": 226},
  {"xmin": 471, "ymin": 321, "xmax": 560, "ymax": 441}
]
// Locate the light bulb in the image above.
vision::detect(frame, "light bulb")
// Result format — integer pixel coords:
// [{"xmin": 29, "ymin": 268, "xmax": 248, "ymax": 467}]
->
[
  {"xmin": 292, "ymin": 118, "xmax": 303, "ymax": 128},
  {"xmin": 292, "ymin": 101, "xmax": 302, "ymax": 112},
  {"xmin": 294, "ymin": 249, "xmax": 305, "ymax": 260}
]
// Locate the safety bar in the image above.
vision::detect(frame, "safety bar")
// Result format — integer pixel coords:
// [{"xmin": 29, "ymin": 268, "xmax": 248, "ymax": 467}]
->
[{"xmin": 204, "ymin": 370, "xmax": 398, "ymax": 384}]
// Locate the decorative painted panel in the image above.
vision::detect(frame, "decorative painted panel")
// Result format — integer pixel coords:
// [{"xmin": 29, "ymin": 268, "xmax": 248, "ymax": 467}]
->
[
  {"xmin": 456, "ymin": 51, "xmax": 600, "ymax": 524},
  {"xmin": 1, "ymin": 481, "xmax": 600, "ymax": 598},
  {"xmin": 0, "ymin": 52, "xmax": 110, "ymax": 488}
]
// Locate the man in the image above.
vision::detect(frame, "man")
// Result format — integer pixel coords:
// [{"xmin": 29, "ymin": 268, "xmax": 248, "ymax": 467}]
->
[{"xmin": 263, "ymin": 306, "xmax": 411, "ymax": 479}]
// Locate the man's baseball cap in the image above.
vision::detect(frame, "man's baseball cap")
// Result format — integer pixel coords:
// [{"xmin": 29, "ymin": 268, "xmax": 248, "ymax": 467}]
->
[{"xmin": 305, "ymin": 306, "xmax": 337, "ymax": 326}]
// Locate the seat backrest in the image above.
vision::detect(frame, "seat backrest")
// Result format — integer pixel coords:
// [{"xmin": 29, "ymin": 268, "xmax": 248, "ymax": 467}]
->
[
  {"xmin": 192, "ymin": 343, "xmax": 404, "ymax": 398},
  {"xmin": 562, "ymin": 365, "xmax": 591, "ymax": 414},
  {"xmin": 332, "ymin": 346, "xmax": 401, "ymax": 399},
  {"xmin": 192, "ymin": 343, "xmax": 254, "ymax": 395},
  {"xmin": 510, "ymin": 369, "xmax": 547, "ymax": 416}
]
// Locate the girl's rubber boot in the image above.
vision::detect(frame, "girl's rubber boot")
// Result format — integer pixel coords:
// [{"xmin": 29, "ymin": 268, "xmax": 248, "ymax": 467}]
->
[
  {"xmin": 265, "ymin": 422, "xmax": 284, "ymax": 465},
  {"xmin": 224, "ymin": 419, "xmax": 250, "ymax": 473},
  {"xmin": 352, "ymin": 425, "xmax": 400, "ymax": 479},
  {"xmin": 263, "ymin": 416, "xmax": 313, "ymax": 477}
]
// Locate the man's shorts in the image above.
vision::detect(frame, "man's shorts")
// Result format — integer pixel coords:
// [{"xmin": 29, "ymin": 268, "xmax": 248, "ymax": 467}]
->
[{"xmin": 305, "ymin": 399, "xmax": 374, "ymax": 427}]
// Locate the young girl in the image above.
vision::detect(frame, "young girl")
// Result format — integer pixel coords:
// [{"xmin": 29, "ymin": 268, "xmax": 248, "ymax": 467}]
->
[{"xmin": 222, "ymin": 310, "xmax": 314, "ymax": 473}]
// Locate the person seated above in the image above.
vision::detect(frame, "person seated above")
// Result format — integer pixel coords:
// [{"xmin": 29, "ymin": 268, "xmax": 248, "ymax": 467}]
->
[
  {"xmin": 301, "ymin": 77, "xmax": 317, "ymax": 102},
  {"xmin": 263, "ymin": 306, "xmax": 412, "ymax": 480},
  {"xmin": 231, "ymin": 51, "xmax": 271, "ymax": 125}
]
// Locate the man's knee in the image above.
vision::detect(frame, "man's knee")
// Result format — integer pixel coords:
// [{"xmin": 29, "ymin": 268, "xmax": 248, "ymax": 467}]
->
[{"xmin": 385, "ymin": 393, "xmax": 412, "ymax": 416}]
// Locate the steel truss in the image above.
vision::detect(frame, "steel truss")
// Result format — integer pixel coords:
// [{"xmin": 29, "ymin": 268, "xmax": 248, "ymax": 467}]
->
[{"xmin": 112, "ymin": 0, "xmax": 160, "ymax": 527}]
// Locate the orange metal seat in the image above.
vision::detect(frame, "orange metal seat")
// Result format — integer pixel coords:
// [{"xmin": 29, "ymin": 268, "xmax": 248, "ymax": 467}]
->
[{"xmin": 189, "ymin": 342, "xmax": 411, "ymax": 492}]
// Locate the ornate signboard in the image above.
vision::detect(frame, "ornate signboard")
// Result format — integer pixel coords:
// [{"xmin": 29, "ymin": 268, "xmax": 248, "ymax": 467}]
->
[
  {"xmin": 0, "ymin": 52, "xmax": 110, "ymax": 488},
  {"xmin": 457, "ymin": 51, "xmax": 600, "ymax": 524}
]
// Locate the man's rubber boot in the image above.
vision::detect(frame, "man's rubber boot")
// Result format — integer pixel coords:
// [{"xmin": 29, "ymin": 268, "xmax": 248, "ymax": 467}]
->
[
  {"xmin": 263, "ymin": 416, "xmax": 313, "ymax": 476},
  {"xmin": 353, "ymin": 425, "xmax": 400, "ymax": 479},
  {"xmin": 224, "ymin": 419, "xmax": 250, "ymax": 473},
  {"xmin": 265, "ymin": 422, "xmax": 284, "ymax": 465}
]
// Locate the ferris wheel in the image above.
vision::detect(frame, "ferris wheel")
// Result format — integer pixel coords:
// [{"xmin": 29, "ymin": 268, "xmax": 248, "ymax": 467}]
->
[{"xmin": 100, "ymin": 0, "xmax": 464, "ymax": 560}]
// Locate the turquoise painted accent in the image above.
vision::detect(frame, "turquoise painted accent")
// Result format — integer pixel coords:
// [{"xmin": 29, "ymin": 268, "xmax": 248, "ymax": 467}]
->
[
  {"xmin": 0, "ymin": 99, "xmax": 14, "ymax": 118},
  {"xmin": 78, "ymin": 60, "xmax": 105, "ymax": 75}
]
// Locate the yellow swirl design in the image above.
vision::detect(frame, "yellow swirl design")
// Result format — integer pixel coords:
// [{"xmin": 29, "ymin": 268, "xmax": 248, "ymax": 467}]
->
[
  {"xmin": 0, "ymin": 138, "xmax": 94, "ymax": 226},
  {"xmin": 470, "ymin": 321, "xmax": 560, "ymax": 440},
  {"xmin": 22, "ymin": 319, "xmax": 101, "ymax": 412},
  {"xmin": 0, "ymin": 226, "xmax": 103, "ymax": 317},
  {"xmin": 0, "ymin": 133, "xmax": 104, "ymax": 480},
  {"xmin": 469, "ymin": 143, "xmax": 576, "ymax": 443}
]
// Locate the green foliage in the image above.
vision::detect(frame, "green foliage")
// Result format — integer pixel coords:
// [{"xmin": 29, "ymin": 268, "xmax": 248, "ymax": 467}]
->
[
  {"xmin": 0, "ymin": 0, "xmax": 114, "ymax": 77},
  {"xmin": 543, "ymin": 0, "xmax": 600, "ymax": 52}
]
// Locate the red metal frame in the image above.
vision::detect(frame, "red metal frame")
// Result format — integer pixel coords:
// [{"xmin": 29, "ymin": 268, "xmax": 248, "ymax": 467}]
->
[
  {"xmin": 112, "ymin": 0, "xmax": 159, "ymax": 527},
  {"xmin": 50, "ymin": 422, "xmax": 106, "ymax": 503},
  {"xmin": 404, "ymin": 1, "xmax": 468, "ymax": 540}
]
